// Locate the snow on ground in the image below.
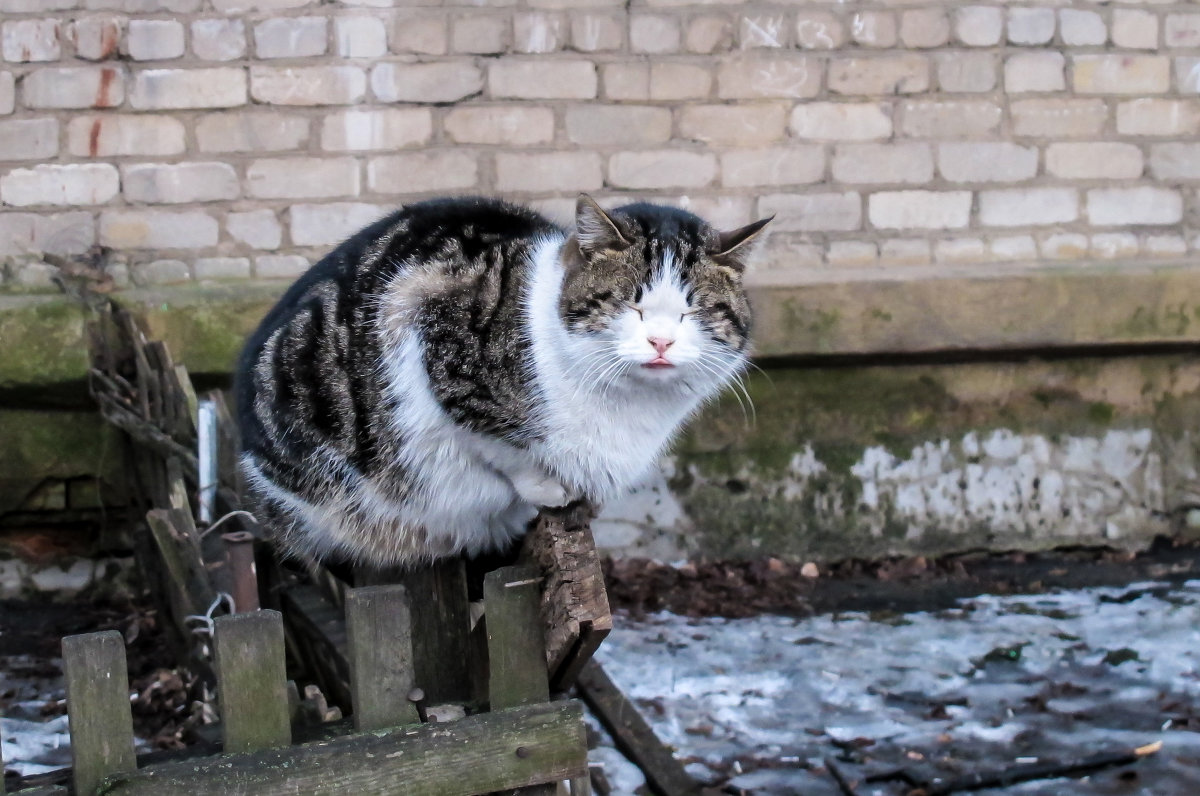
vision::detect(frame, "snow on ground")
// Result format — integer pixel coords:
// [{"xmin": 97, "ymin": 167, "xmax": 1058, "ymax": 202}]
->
[
  {"xmin": 6, "ymin": 582, "xmax": 1200, "ymax": 794},
  {"xmin": 592, "ymin": 581, "xmax": 1200, "ymax": 794}
]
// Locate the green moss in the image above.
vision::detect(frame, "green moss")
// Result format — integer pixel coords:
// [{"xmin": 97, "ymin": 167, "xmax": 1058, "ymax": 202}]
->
[{"xmin": 0, "ymin": 297, "xmax": 90, "ymax": 389}]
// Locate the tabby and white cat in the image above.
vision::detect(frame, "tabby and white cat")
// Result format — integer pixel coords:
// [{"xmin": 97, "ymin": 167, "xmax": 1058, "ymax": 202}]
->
[{"xmin": 235, "ymin": 195, "xmax": 769, "ymax": 566}]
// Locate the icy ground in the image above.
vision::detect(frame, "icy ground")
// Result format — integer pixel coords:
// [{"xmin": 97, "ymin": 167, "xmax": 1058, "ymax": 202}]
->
[
  {"xmin": 6, "ymin": 583, "xmax": 1200, "ymax": 794},
  {"xmin": 591, "ymin": 581, "xmax": 1200, "ymax": 795}
]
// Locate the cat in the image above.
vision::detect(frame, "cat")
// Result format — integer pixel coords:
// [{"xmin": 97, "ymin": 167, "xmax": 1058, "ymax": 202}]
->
[{"xmin": 235, "ymin": 194, "xmax": 770, "ymax": 567}]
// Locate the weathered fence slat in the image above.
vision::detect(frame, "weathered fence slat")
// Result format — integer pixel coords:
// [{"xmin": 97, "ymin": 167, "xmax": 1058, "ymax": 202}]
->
[
  {"xmin": 485, "ymin": 565, "xmax": 550, "ymax": 710},
  {"xmin": 213, "ymin": 610, "xmax": 292, "ymax": 754},
  {"xmin": 345, "ymin": 584, "xmax": 420, "ymax": 731},
  {"xmin": 97, "ymin": 701, "xmax": 588, "ymax": 796},
  {"xmin": 62, "ymin": 631, "xmax": 137, "ymax": 796}
]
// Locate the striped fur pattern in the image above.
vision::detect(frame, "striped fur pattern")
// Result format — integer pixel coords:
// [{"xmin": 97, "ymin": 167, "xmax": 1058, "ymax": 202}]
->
[{"xmin": 235, "ymin": 195, "xmax": 769, "ymax": 566}]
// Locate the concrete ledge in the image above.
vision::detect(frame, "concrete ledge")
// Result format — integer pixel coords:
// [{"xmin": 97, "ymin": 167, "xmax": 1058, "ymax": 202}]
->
[{"xmin": 1, "ymin": 261, "xmax": 1198, "ymax": 389}]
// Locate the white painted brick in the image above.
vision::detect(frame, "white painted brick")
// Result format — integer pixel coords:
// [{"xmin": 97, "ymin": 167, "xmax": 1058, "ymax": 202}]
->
[
  {"xmin": 717, "ymin": 55, "xmax": 818, "ymax": 99},
  {"xmin": 936, "ymin": 238, "xmax": 987, "ymax": 264},
  {"xmin": 608, "ymin": 150, "xmax": 717, "ymax": 190},
  {"xmin": 368, "ymin": 151, "xmax": 478, "ymax": 195},
  {"xmin": 631, "ymin": 14, "xmax": 680, "ymax": 54},
  {"xmin": 900, "ymin": 9, "xmax": 949, "ymax": 49},
  {"xmin": 721, "ymin": 146, "xmax": 823, "ymax": 188},
  {"xmin": 2, "ymin": 19, "xmax": 61, "ymax": 62},
  {"xmin": 252, "ymin": 66, "xmax": 363, "ymax": 106},
  {"xmin": 489, "ymin": 59, "xmax": 596, "ymax": 99},
  {"xmin": 255, "ymin": 17, "xmax": 327, "ymax": 59},
  {"xmin": 512, "ymin": 12, "xmax": 564, "ymax": 53},
  {"xmin": 758, "ymin": 192, "xmax": 861, "ymax": 232},
  {"xmin": 211, "ymin": 0, "xmax": 311, "ymax": 13},
  {"xmin": 739, "ymin": 13, "xmax": 788, "ymax": 49},
  {"xmin": 131, "ymin": 68, "xmax": 246, "ymax": 109},
  {"xmin": 901, "ymin": 100, "xmax": 1001, "ymax": 138},
  {"xmin": 685, "ymin": 15, "xmax": 730, "ymax": 53},
  {"xmin": 1004, "ymin": 52, "xmax": 1065, "ymax": 93},
  {"xmin": 601, "ymin": 63, "xmax": 648, "ymax": 100},
  {"xmin": 938, "ymin": 142, "xmax": 1038, "ymax": 183},
  {"xmin": 69, "ymin": 16, "xmax": 122, "ymax": 61},
  {"xmin": 0, "ymin": 211, "xmax": 94, "ymax": 257},
  {"xmin": 227, "ymin": 209, "xmax": 281, "ymax": 249},
  {"xmin": 1149, "ymin": 143, "xmax": 1200, "ymax": 180},
  {"xmin": 1040, "ymin": 233, "xmax": 1089, "ymax": 261},
  {"xmin": 125, "ymin": 20, "xmax": 184, "ymax": 61},
  {"xmin": 133, "ymin": 260, "xmax": 190, "ymax": 286},
  {"xmin": 759, "ymin": 236, "xmax": 823, "ymax": 270},
  {"xmin": 678, "ymin": 104, "xmax": 785, "ymax": 146},
  {"xmin": 451, "ymin": 15, "xmax": 508, "ymax": 55},
  {"xmin": 869, "ymin": 191, "xmax": 972, "ymax": 230},
  {"xmin": 1178, "ymin": 57, "xmax": 1200, "ymax": 94},
  {"xmin": 790, "ymin": 102, "xmax": 891, "ymax": 142},
  {"xmin": 191, "ymin": 19, "xmax": 246, "ymax": 61},
  {"xmin": 0, "ymin": 118, "xmax": 58, "ymax": 160},
  {"xmin": 1047, "ymin": 143, "xmax": 1144, "ymax": 180},
  {"xmin": 194, "ymin": 257, "xmax": 250, "ymax": 281},
  {"xmin": 979, "ymin": 188, "xmax": 1078, "ymax": 227},
  {"xmin": 795, "ymin": 12, "xmax": 844, "ymax": 50},
  {"xmin": 1090, "ymin": 233, "xmax": 1139, "ymax": 260},
  {"xmin": 495, "ymin": 152, "xmax": 602, "ymax": 192},
  {"xmin": 1118, "ymin": 99, "xmax": 1200, "ymax": 136},
  {"xmin": 564, "ymin": 105, "xmax": 670, "ymax": 146},
  {"xmin": 122, "ymin": 162, "xmax": 240, "ymax": 203},
  {"xmin": 447, "ymin": 105, "xmax": 554, "ymax": 146},
  {"xmin": 1011, "ymin": 99, "xmax": 1107, "ymax": 137},
  {"xmin": 371, "ymin": 62, "xmax": 482, "ymax": 103},
  {"xmin": 1112, "ymin": 9, "xmax": 1158, "ymax": 49},
  {"xmin": 1145, "ymin": 235, "xmax": 1187, "ymax": 257},
  {"xmin": 880, "ymin": 238, "xmax": 931, "ymax": 266},
  {"xmin": 955, "ymin": 6, "xmax": 1003, "ymax": 47},
  {"xmin": 99, "ymin": 210, "xmax": 218, "ymax": 249},
  {"xmin": 392, "ymin": 15, "xmax": 446, "ymax": 55},
  {"xmin": 290, "ymin": 202, "xmax": 387, "ymax": 246},
  {"xmin": 828, "ymin": 240, "xmax": 877, "ymax": 268},
  {"xmin": 1059, "ymin": 9, "xmax": 1106, "ymax": 47},
  {"xmin": 1007, "ymin": 8, "xmax": 1054, "ymax": 46},
  {"xmin": 0, "ymin": 71, "xmax": 13, "ymax": 114},
  {"xmin": 334, "ymin": 16, "xmax": 386, "ymax": 58},
  {"xmin": 829, "ymin": 55, "xmax": 929, "ymax": 96},
  {"xmin": 196, "ymin": 111, "xmax": 309, "ymax": 153},
  {"xmin": 1167, "ymin": 14, "xmax": 1200, "ymax": 49},
  {"xmin": 989, "ymin": 236, "xmax": 1037, "ymax": 262},
  {"xmin": 850, "ymin": 11, "xmax": 896, "ymax": 48},
  {"xmin": 572, "ymin": 14, "xmax": 623, "ymax": 52},
  {"xmin": 246, "ymin": 157, "xmax": 360, "ymax": 200},
  {"xmin": 255, "ymin": 255, "xmax": 310, "ymax": 279},
  {"xmin": 23, "ymin": 66, "xmax": 124, "ymax": 109},
  {"xmin": 935, "ymin": 52, "xmax": 995, "ymax": 93},
  {"xmin": 1, "ymin": 163, "xmax": 117, "ymax": 207},
  {"xmin": 1074, "ymin": 55, "xmax": 1169, "ymax": 94},
  {"xmin": 832, "ymin": 144, "xmax": 933, "ymax": 185},
  {"xmin": 651, "ymin": 62, "xmax": 712, "ymax": 100},
  {"xmin": 14, "ymin": 262, "xmax": 58, "ymax": 289},
  {"xmin": 320, "ymin": 108, "xmax": 432, "ymax": 151}
]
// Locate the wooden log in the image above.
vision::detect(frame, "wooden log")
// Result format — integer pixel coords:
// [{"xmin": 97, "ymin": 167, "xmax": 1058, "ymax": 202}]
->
[
  {"xmin": 485, "ymin": 566, "xmax": 550, "ymax": 710},
  {"xmin": 345, "ymin": 585, "xmax": 420, "ymax": 731},
  {"xmin": 62, "ymin": 631, "xmax": 137, "ymax": 796},
  {"xmin": 213, "ymin": 610, "xmax": 292, "ymax": 754},
  {"xmin": 99, "ymin": 702, "xmax": 587, "ymax": 796},
  {"xmin": 576, "ymin": 660, "xmax": 698, "ymax": 796},
  {"xmin": 520, "ymin": 505, "xmax": 612, "ymax": 691}
]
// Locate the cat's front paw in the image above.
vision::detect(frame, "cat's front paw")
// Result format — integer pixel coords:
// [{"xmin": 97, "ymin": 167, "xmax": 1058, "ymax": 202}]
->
[{"xmin": 511, "ymin": 472, "xmax": 571, "ymax": 508}]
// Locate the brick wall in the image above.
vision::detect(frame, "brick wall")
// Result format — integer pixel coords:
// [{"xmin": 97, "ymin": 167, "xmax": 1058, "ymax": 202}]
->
[{"xmin": 1, "ymin": 0, "xmax": 1199, "ymax": 290}]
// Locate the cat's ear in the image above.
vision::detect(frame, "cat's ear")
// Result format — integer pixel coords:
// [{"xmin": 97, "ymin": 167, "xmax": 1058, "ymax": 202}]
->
[
  {"xmin": 712, "ymin": 216, "xmax": 774, "ymax": 271},
  {"xmin": 575, "ymin": 194, "xmax": 629, "ymax": 258}
]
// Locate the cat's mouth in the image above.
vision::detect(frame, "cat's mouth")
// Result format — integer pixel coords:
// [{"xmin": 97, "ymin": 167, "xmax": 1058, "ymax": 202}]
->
[{"xmin": 642, "ymin": 357, "xmax": 675, "ymax": 369}]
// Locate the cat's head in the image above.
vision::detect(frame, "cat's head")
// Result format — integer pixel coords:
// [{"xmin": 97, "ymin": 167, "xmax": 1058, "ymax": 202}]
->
[{"xmin": 559, "ymin": 195, "xmax": 770, "ymax": 387}]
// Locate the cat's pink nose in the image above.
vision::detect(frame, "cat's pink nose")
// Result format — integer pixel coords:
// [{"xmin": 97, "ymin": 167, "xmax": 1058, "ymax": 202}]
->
[{"xmin": 649, "ymin": 337, "xmax": 674, "ymax": 356}]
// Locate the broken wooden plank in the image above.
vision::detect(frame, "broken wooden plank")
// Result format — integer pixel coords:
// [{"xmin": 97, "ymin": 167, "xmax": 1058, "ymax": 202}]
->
[
  {"xmin": 345, "ymin": 584, "xmax": 420, "ymax": 731},
  {"xmin": 213, "ymin": 610, "xmax": 291, "ymax": 754},
  {"xmin": 146, "ymin": 508, "xmax": 215, "ymax": 619},
  {"xmin": 576, "ymin": 660, "xmax": 699, "ymax": 796},
  {"xmin": 485, "ymin": 565, "xmax": 550, "ymax": 710},
  {"xmin": 279, "ymin": 583, "xmax": 352, "ymax": 713},
  {"xmin": 521, "ymin": 504, "xmax": 612, "ymax": 691},
  {"xmin": 98, "ymin": 702, "xmax": 588, "ymax": 796},
  {"xmin": 62, "ymin": 631, "xmax": 137, "ymax": 796}
]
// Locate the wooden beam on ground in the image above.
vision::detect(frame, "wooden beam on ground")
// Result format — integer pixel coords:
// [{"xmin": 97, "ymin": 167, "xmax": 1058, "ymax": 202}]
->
[
  {"xmin": 97, "ymin": 702, "xmax": 588, "ymax": 796},
  {"xmin": 576, "ymin": 660, "xmax": 698, "ymax": 796},
  {"xmin": 520, "ymin": 504, "xmax": 612, "ymax": 692},
  {"xmin": 213, "ymin": 610, "xmax": 292, "ymax": 754},
  {"xmin": 62, "ymin": 631, "xmax": 137, "ymax": 796},
  {"xmin": 345, "ymin": 584, "xmax": 420, "ymax": 730}
]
